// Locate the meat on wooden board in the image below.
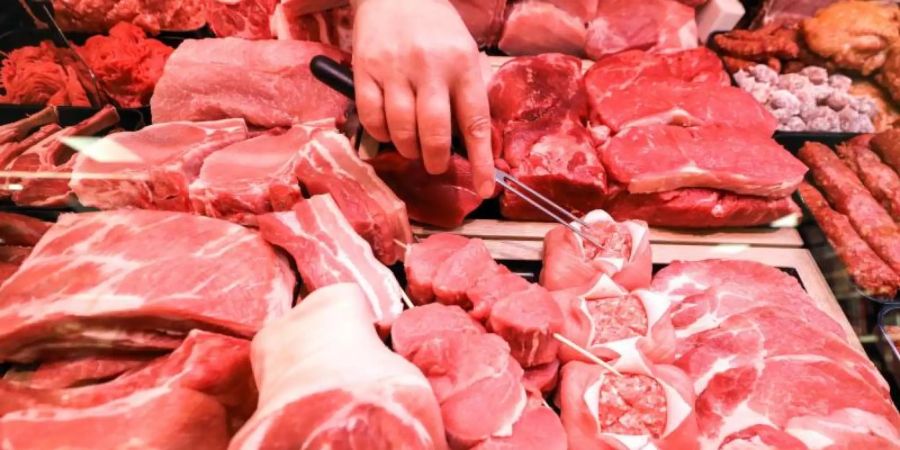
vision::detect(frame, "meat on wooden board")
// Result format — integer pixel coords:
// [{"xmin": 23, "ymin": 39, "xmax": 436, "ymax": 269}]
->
[
  {"xmin": 229, "ymin": 283, "xmax": 448, "ymax": 450},
  {"xmin": 0, "ymin": 210, "xmax": 294, "ymax": 362}
]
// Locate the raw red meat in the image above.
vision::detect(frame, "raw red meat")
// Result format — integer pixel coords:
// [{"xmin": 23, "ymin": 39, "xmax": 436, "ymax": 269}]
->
[
  {"xmin": 498, "ymin": 1, "xmax": 587, "ymax": 57},
  {"xmin": 229, "ymin": 284, "xmax": 448, "ymax": 449},
  {"xmin": 584, "ymin": 49, "xmax": 730, "ymax": 98},
  {"xmin": 390, "ymin": 303, "xmax": 485, "ymax": 359},
  {"xmin": 0, "ymin": 246, "xmax": 32, "ymax": 265},
  {"xmin": 0, "ymin": 387, "xmax": 231, "ymax": 450},
  {"xmin": 546, "ymin": 0, "xmax": 598, "ymax": 21},
  {"xmin": 0, "ymin": 42, "xmax": 90, "ymax": 106},
  {"xmin": 603, "ymin": 125, "xmax": 805, "ymax": 197},
  {"xmin": 432, "ymin": 238, "xmax": 500, "ymax": 308},
  {"xmin": 150, "ymin": 38, "xmax": 351, "ymax": 128},
  {"xmin": 0, "ymin": 213, "xmax": 51, "ymax": 246},
  {"xmin": 754, "ymin": 0, "xmax": 841, "ymax": 25},
  {"xmin": 0, "ymin": 210, "xmax": 294, "ymax": 362},
  {"xmin": 206, "ymin": 0, "xmax": 278, "ymax": 39},
  {"xmin": 53, "ymin": 0, "xmax": 206, "ymax": 33},
  {"xmin": 522, "ymin": 359, "xmax": 560, "ymax": 394},
  {"xmin": 799, "ymin": 142, "xmax": 900, "ymax": 274},
  {"xmin": 871, "ymin": 129, "xmax": 900, "ymax": 175},
  {"xmin": 604, "ymin": 187, "xmax": 802, "ymax": 228},
  {"xmin": 0, "ymin": 124, "xmax": 62, "ymax": 177},
  {"xmin": 6, "ymin": 106, "xmax": 120, "ymax": 207},
  {"xmin": 467, "ymin": 265, "xmax": 533, "ymax": 321},
  {"xmin": 558, "ymin": 350, "xmax": 699, "ymax": 450},
  {"xmin": 836, "ymin": 138, "xmax": 900, "ymax": 221},
  {"xmin": 799, "ymin": 182, "xmax": 899, "ymax": 297},
  {"xmin": 393, "ymin": 308, "xmax": 527, "ymax": 449},
  {"xmin": 190, "ymin": 124, "xmax": 320, "ymax": 224},
  {"xmin": 471, "ymin": 400, "xmax": 567, "ymax": 450},
  {"xmin": 77, "ymin": 22, "xmax": 174, "ymax": 107},
  {"xmin": 294, "ymin": 129, "xmax": 412, "ymax": 265},
  {"xmin": 370, "ymin": 151, "xmax": 483, "ymax": 229},
  {"xmin": 584, "ymin": 0, "xmax": 698, "ymax": 60},
  {"xmin": 449, "ymin": 0, "xmax": 507, "ymax": 47},
  {"xmin": 652, "ymin": 259, "xmax": 804, "ymax": 300},
  {"xmin": 404, "ymin": 234, "xmax": 471, "ymax": 305},
  {"xmin": 0, "ymin": 263, "xmax": 19, "ymax": 285},
  {"xmin": 271, "ymin": 4, "xmax": 354, "ymax": 52},
  {"xmin": 258, "ymin": 194, "xmax": 404, "ymax": 330},
  {"xmin": 541, "ymin": 209, "xmax": 651, "ymax": 293},
  {"xmin": 0, "ymin": 330, "xmax": 256, "ymax": 429},
  {"xmin": 71, "ymin": 118, "xmax": 249, "ymax": 212},
  {"xmin": 488, "ymin": 284, "xmax": 563, "ymax": 367},
  {"xmin": 0, "ymin": 107, "xmax": 58, "ymax": 145},
  {"xmin": 3, "ymin": 354, "xmax": 154, "ymax": 389}
]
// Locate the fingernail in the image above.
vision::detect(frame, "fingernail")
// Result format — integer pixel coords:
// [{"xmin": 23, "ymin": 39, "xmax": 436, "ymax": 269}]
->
[{"xmin": 478, "ymin": 179, "xmax": 494, "ymax": 198}]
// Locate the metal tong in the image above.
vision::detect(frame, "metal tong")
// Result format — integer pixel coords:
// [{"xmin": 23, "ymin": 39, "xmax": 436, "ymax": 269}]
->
[{"xmin": 310, "ymin": 55, "xmax": 605, "ymax": 248}]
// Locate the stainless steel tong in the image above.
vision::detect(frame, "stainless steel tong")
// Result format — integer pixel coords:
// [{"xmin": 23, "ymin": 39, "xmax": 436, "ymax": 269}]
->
[{"xmin": 310, "ymin": 55, "xmax": 604, "ymax": 248}]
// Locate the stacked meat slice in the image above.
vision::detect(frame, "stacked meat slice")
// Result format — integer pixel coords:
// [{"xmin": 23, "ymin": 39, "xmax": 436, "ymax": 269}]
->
[
  {"xmin": 651, "ymin": 259, "xmax": 900, "ymax": 448},
  {"xmin": 798, "ymin": 136, "xmax": 900, "ymax": 297}
]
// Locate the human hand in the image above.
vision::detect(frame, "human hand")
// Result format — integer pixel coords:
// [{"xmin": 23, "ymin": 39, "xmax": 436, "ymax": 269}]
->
[{"xmin": 352, "ymin": 0, "xmax": 495, "ymax": 198}]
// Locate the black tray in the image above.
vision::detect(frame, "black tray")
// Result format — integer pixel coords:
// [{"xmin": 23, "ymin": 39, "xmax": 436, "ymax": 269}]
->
[
  {"xmin": 877, "ymin": 306, "xmax": 900, "ymax": 387},
  {"xmin": 773, "ymin": 131, "xmax": 859, "ymax": 153}
]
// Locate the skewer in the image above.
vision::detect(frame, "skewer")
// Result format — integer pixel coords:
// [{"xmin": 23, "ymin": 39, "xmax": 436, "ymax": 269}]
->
[
  {"xmin": 552, "ymin": 333, "xmax": 622, "ymax": 377},
  {"xmin": 392, "ymin": 239, "xmax": 415, "ymax": 309}
]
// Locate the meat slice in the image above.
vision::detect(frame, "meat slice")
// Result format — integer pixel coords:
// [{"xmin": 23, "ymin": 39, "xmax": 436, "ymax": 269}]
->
[
  {"xmin": 432, "ymin": 238, "xmax": 499, "ymax": 308},
  {"xmin": 603, "ymin": 125, "xmax": 805, "ymax": 197},
  {"xmin": 150, "ymin": 38, "xmax": 351, "ymax": 128},
  {"xmin": 0, "ymin": 246, "xmax": 32, "ymax": 265},
  {"xmin": 0, "ymin": 213, "xmax": 51, "ymax": 246},
  {"xmin": 0, "ymin": 387, "xmax": 231, "ymax": 450},
  {"xmin": 370, "ymin": 152, "xmax": 483, "ymax": 229},
  {"xmin": 467, "ymin": 266, "xmax": 533, "ymax": 321},
  {"xmin": 0, "ymin": 106, "xmax": 58, "ymax": 145},
  {"xmin": 522, "ymin": 360, "xmax": 560, "ymax": 395},
  {"xmin": 230, "ymin": 284, "xmax": 448, "ymax": 450},
  {"xmin": 390, "ymin": 303, "xmax": 485, "ymax": 359},
  {"xmin": 836, "ymin": 138, "xmax": 900, "ymax": 221},
  {"xmin": 189, "ymin": 124, "xmax": 321, "ymax": 224},
  {"xmin": 6, "ymin": 106, "xmax": 119, "ymax": 207},
  {"xmin": 541, "ymin": 209, "xmax": 651, "ymax": 293},
  {"xmin": 449, "ymin": 0, "xmax": 507, "ymax": 47},
  {"xmin": 606, "ymin": 187, "xmax": 800, "ymax": 228},
  {"xmin": 546, "ymin": 0, "xmax": 598, "ymax": 21},
  {"xmin": 799, "ymin": 182, "xmax": 899, "ymax": 298},
  {"xmin": 294, "ymin": 129, "xmax": 412, "ymax": 265},
  {"xmin": 0, "ymin": 210, "xmax": 294, "ymax": 362},
  {"xmin": 558, "ymin": 351, "xmax": 699, "ymax": 450},
  {"xmin": 799, "ymin": 142, "xmax": 900, "ymax": 274},
  {"xmin": 4, "ymin": 354, "xmax": 154, "ymax": 389},
  {"xmin": 71, "ymin": 118, "xmax": 250, "ymax": 212},
  {"xmin": 498, "ymin": 1, "xmax": 587, "ymax": 57},
  {"xmin": 270, "ymin": 4, "xmax": 354, "ymax": 52},
  {"xmin": 871, "ymin": 128, "xmax": 900, "ymax": 174},
  {"xmin": 257, "ymin": 194, "xmax": 403, "ymax": 330},
  {"xmin": 488, "ymin": 284, "xmax": 564, "ymax": 368},
  {"xmin": 471, "ymin": 399, "xmax": 567, "ymax": 450},
  {"xmin": 405, "ymin": 234, "xmax": 471, "ymax": 305},
  {"xmin": 584, "ymin": 49, "xmax": 729, "ymax": 99},
  {"xmin": 585, "ymin": 0, "xmax": 698, "ymax": 60},
  {"xmin": 0, "ymin": 124, "xmax": 62, "ymax": 178},
  {"xmin": 206, "ymin": 0, "xmax": 278, "ymax": 39}
]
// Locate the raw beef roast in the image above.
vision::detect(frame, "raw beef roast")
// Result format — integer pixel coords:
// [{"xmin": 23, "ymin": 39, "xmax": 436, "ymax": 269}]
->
[
  {"xmin": 150, "ymin": 38, "xmax": 350, "ymax": 128},
  {"xmin": 0, "ymin": 210, "xmax": 294, "ymax": 362},
  {"xmin": 71, "ymin": 119, "xmax": 249, "ymax": 212},
  {"xmin": 585, "ymin": 0, "xmax": 698, "ymax": 60},
  {"xmin": 229, "ymin": 284, "xmax": 448, "ymax": 450}
]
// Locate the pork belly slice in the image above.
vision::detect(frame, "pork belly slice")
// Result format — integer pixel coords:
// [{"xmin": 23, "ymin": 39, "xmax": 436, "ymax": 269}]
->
[
  {"xmin": 230, "ymin": 284, "xmax": 448, "ymax": 450},
  {"xmin": 71, "ymin": 118, "xmax": 249, "ymax": 212},
  {"xmin": 0, "ymin": 213, "xmax": 51, "ymax": 246},
  {"xmin": 0, "ymin": 210, "xmax": 295, "ymax": 362},
  {"xmin": 150, "ymin": 38, "xmax": 351, "ymax": 128},
  {"xmin": 603, "ymin": 124, "xmax": 805, "ymax": 197},
  {"xmin": 799, "ymin": 142, "xmax": 900, "ymax": 273},
  {"xmin": 293, "ymin": 128, "xmax": 412, "ymax": 265},
  {"xmin": 257, "ymin": 194, "xmax": 404, "ymax": 330}
]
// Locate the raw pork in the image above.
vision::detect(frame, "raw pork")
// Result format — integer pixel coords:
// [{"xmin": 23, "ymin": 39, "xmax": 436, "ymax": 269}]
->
[
  {"xmin": 270, "ymin": 4, "xmax": 354, "ymax": 52},
  {"xmin": 449, "ymin": 0, "xmax": 507, "ymax": 47},
  {"xmin": 541, "ymin": 209, "xmax": 651, "ymax": 293},
  {"xmin": 602, "ymin": 125, "xmax": 806, "ymax": 197},
  {"xmin": 71, "ymin": 119, "xmax": 249, "ymax": 212},
  {"xmin": 471, "ymin": 397, "xmax": 568, "ymax": 450},
  {"xmin": 293, "ymin": 129, "xmax": 412, "ymax": 264},
  {"xmin": 189, "ymin": 124, "xmax": 320, "ymax": 224},
  {"xmin": 150, "ymin": 38, "xmax": 350, "ymax": 128},
  {"xmin": 404, "ymin": 233, "xmax": 471, "ymax": 305},
  {"xmin": 0, "ymin": 107, "xmax": 58, "ymax": 145},
  {"xmin": 605, "ymin": 187, "xmax": 801, "ymax": 228},
  {"xmin": 390, "ymin": 303, "xmax": 486, "ymax": 359},
  {"xmin": 370, "ymin": 152, "xmax": 483, "ymax": 229},
  {"xmin": 0, "ymin": 213, "xmax": 51, "ymax": 246},
  {"xmin": 391, "ymin": 304, "xmax": 527, "ymax": 449},
  {"xmin": 498, "ymin": 1, "xmax": 587, "ymax": 57},
  {"xmin": 585, "ymin": 0, "xmax": 698, "ymax": 60},
  {"xmin": 229, "ymin": 283, "xmax": 448, "ymax": 450},
  {"xmin": 0, "ymin": 210, "xmax": 294, "ymax": 362},
  {"xmin": 0, "ymin": 125, "xmax": 62, "ymax": 177},
  {"xmin": 53, "ymin": 0, "xmax": 207, "ymax": 33},
  {"xmin": 557, "ymin": 348, "xmax": 699, "ymax": 450},
  {"xmin": 0, "ymin": 387, "xmax": 231, "ymax": 450},
  {"xmin": 3, "ymin": 354, "xmax": 154, "ymax": 389},
  {"xmin": 206, "ymin": 0, "xmax": 278, "ymax": 39},
  {"xmin": 488, "ymin": 284, "xmax": 564, "ymax": 367},
  {"xmin": 257, "ymin": 194, "xmax": 404, "ymax": 330}
]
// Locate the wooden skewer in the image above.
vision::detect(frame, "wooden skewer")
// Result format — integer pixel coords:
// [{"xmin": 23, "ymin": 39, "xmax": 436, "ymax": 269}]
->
[
  {"xmin": 552, "ymin": 333, "xmax": 622, "ymax": 377},
  {"xmin": 394, "ymin": 239, "xmax": 409, "ymax": 250},
  {"xmin": 399, "ymin": 289, "xmax": 414, "ymax": 309}
]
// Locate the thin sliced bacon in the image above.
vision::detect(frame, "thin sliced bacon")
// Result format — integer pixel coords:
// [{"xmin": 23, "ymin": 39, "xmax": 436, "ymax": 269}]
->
[{"xmin": 257, "ymin": 194, "xmax": 404, "ymax": 330}]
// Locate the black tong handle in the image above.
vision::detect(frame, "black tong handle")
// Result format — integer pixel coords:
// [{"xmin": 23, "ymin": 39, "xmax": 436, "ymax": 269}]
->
[{"xmin": 310, "ymin": 55, "xmax": 356, "ymax": 100}]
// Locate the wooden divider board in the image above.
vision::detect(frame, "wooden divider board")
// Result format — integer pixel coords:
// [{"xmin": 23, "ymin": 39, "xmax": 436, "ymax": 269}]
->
[{"xmin": 413, "ymin": 219, "xmax": 804, "ymax": 247}]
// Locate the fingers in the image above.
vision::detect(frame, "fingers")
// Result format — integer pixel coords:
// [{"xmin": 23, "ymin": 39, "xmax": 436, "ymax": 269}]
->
[
  {"xmin": 452, "ymin": 69, "xmax": 495, "ymax": 198},
  {"xmin": 355, "ymin": 71, "xmax": 390, "ymax": 142},
  {"xmin": 417, "ymin": 83, "xmax": 452, "ymax": 175},
  {"xmin": 383, "ymin": 81, "xmax": 420, "ymax": 159}
]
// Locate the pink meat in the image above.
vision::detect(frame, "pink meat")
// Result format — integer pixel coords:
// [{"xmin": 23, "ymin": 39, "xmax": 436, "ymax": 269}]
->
[
  {"xmin": 206, "ymin": 0, "xmax": 278, "ymax": 39},
  {"xmin": 0, "ymin": 246, "xmax": 31, "ymax": 265},
  {"xmin": 471, "ymin": 402, "xmax": 567, "ymax": 450},
  {"xmin": 0, "ymin": 213, "xmax": 51, "ymax": 246},
  {"xmin": 432, "ymin": 238, "xmax": 499, "ymax": 309},
  {"xmin": 522, "ymin": 359, "xmax": 560, "ymax": 395},
  {"xmin": 449, "ymin": 0, "xmax": 507, "ymax": 47},
  {"xmin": 467, "ymin": 266, "xmax": 533, "ymax": 321},
  {"xmin": 4, "ymin": 354, "xmax": 155, "ymax": 389},
  {"xmin": 585, "ymin": 0, "xmax": 698, "ymax": 60},
  {"xmin": 488, "ymin": 284, "xmax": 563, "ymax": 368},
  {"xmin": 404, "ymin": 234, "xmax": 470, "ymax": 305},
  {"xmin": 391, "ymin": 303, "xmax": 485, "ymax": 359},
  {"xmin": 498, "ymin": 1, "xmax": 587, "ymax": 57}
]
